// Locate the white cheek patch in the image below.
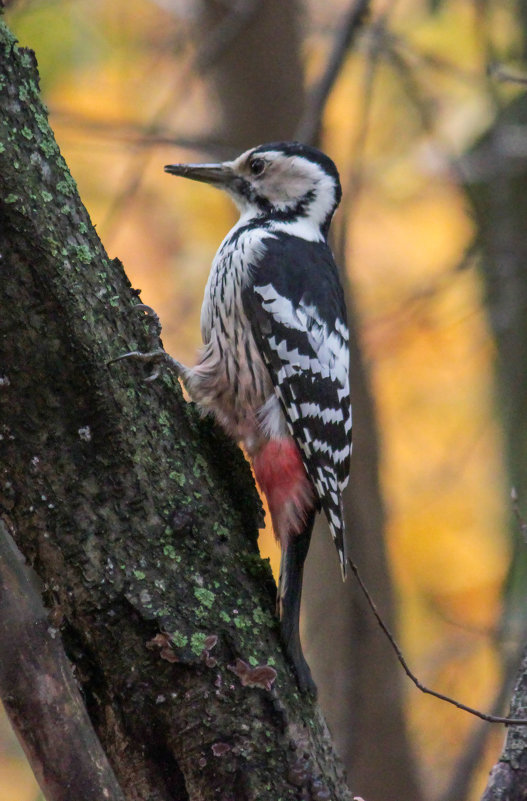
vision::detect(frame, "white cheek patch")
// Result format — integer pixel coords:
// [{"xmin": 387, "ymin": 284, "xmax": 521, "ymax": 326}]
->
[{"xmin": 230, "ymin": 150, "xmax": 338, "ymax": 237}]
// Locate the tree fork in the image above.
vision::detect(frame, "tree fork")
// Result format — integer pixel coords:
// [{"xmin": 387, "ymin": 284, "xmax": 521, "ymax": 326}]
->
[{"xmin": 0, "ymin": 18, "xmax": 352, "ymax": 801}]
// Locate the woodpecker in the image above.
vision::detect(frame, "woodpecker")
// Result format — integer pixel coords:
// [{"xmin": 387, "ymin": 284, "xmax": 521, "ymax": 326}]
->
[{"xmin": 116, "ymin": 142, "xmax": 351, "ymax": 693}]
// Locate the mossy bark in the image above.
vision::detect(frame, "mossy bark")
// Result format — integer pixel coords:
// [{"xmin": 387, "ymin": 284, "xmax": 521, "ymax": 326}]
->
[{"xmin": 0, "ymin": 19, "xmax": 352, "ymax": 801}]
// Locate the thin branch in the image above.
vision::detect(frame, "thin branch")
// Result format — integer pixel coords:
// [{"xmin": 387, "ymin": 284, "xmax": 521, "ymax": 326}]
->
[
  {"xmin": 296, "ymin": 0, "xmax": 372, "ymax": 146},
  {"xmin": 439, "ymin": 630, "xmax": 525, "ymax": 801},
  {"xmin": 348, "ymin": 555, "xmax": 527, "ymax": 726},
  {"xmin": 383, "ymin": 36, "xmax": 436, "ymax": 133},
  {"xmin": 49, "ymin": 109, "xmax": 235, "ymax": 156},
  {"xmin": 390, "ymin": 32, "xmax": 483, "ymax": 85},
  {"xmin": 487, "ymin": 63, "xmax": 527, "ymax": 86},
  {"xmin": 333, "ymin": 9, "xmax": 387, "ymax": 271},
  {"xmin": 511, "ymin": 488, "xmax": 527, "ymax": 542}
]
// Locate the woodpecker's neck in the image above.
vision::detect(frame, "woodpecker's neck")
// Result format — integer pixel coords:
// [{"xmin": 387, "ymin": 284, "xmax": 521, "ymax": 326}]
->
[
  {"xmin": 228, "ymin": 211, "xmax": 318, "ymax": 245},
  {"xmin": 232, "ymin": 189, "xmax": 336, "ymax": 244},
  {"xmin": 228, "ymin": 167, "xmax": 340, "ymax": 243}
]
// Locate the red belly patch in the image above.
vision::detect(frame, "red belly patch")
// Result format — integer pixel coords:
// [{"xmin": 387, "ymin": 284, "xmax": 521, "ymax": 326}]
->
[{"xmin": 252, "ymin": 439, "xmax": 316, "ymax": 549}]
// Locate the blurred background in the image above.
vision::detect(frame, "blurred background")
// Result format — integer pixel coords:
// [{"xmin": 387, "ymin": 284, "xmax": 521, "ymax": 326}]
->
[{"xmin": 2, "ymin": 1, "xmax": 527, "ymax": 799}]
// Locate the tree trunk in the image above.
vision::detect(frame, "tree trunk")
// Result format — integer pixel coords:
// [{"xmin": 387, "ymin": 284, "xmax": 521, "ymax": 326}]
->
[
  {"xmin": 461, "ymin": 87, "xmax": 527, "ymax": 801},
  {"xmin": 191, "ymin": 4, "xmax": 423, "ymax": 797},
  {"xmin": 298, "ymin": 6, "xmax": 422, "ymax": 796},
  {"xmin": 0, "ymin": 18, "xmax": 352, "ymax": 801},
  {"xmin": 196, "ymin": 0, "xmax": 305, "ymax": 153}
]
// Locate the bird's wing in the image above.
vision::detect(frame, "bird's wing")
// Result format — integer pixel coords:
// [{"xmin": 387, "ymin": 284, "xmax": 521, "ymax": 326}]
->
[{"xmin": 241, "ymin": 234, "xmax": 352, "ymax": 574}]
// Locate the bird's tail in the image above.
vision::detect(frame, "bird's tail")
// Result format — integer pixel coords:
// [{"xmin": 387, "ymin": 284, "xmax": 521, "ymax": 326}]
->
[{"xmin": 252, "ymin": 438, "xmax": 317, "ymax": 693}]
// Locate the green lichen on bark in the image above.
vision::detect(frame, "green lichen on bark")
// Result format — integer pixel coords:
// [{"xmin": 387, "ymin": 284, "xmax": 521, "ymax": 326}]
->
[{"xmin": 0, "ymin": 16, "xmax": 352, "ymax": 801}]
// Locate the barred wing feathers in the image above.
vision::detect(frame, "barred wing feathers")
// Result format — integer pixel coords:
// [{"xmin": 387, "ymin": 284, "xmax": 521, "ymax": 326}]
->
[{"xmin": 242, "ymin": 235, "xmax": 352, "ymax": 576}]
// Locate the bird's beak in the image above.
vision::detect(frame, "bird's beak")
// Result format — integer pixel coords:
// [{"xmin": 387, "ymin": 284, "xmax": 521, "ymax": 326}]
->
[{"xmin": 164, "ymin": 162, "xmax": 235, "ymax": 187}]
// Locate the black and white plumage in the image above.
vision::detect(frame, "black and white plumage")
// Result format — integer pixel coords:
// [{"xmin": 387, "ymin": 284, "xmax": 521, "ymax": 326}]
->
[
  {"xmin": 163, "ymin": 142, "xmax": 350, "ymax": 692},
  {"xmin": 242, "ymin": 233, "xmax": 351, "ymax": 572}
]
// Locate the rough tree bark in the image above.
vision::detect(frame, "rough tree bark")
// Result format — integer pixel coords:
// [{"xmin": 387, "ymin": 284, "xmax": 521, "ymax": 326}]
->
[
  {"xmin": 0, "ymin": 521, "xmax": 126, "ymax": 801},
  {"xmin": 0, "ymin": 18, "xmax": 352, "ymax": 801}
]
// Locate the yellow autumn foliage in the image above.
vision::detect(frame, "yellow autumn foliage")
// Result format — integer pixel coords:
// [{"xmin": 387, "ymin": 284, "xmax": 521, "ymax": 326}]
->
[{"xmin": 2, "ymin": 0, "xmax": 523, "ymax": 799}]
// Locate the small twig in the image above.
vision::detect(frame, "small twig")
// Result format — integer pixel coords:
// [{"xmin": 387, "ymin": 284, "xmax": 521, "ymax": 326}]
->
[
  {"xmin": 348, "ymin": 555, "xmax": 527, "ymax": 726},
  {"xmin": 296, "ymin": 0, "xmax": 372, "ymax": 145},
  {"xmin": 438, "ymin": 630, "xmax": 526, "ymax": 801},
  {"xmin": 488, "ymin": 63, "xmax": 527, "ymax": 86},
  {"xmin": 511, "ymin": 488, "xmax": 527, "ymax": 543},
  {"xmin": 333, "ymin": 9, "xmax": 387, "ymax": 270}
]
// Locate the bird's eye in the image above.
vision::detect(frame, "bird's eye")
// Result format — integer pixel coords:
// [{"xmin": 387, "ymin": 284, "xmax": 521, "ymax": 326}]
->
[{"xmin": 249, "ymin": 158, "xmax": 265, "ymax": 176}]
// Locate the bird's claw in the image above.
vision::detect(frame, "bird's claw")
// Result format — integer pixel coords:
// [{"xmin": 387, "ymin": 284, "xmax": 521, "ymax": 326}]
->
[
  {"xmin": 107, "ymin": 348, "xmax": 168, "ymax": 382},
  {"xmin": 109, "ymin": 348, "xmax": 166, "ymax": 365},
  {"xmin": 108, "ymin": 303, "xmax": 183, "ymax": 382},
  {"xmin": 108, "ymin": 348, "xmax": 184, "ymax": 382},
  {"xmin": 130, "ymin": 303, "xmax": 162, "ymax": 339}
]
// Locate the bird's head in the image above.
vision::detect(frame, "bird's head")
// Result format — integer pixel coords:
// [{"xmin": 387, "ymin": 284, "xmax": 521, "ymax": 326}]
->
[{"xmin": 165, "ymin": 142, "xmax": 342, "ymax": 239}]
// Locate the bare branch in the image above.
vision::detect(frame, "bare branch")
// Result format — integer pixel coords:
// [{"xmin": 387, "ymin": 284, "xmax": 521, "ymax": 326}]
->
[
  {"xmin": 487, "ymin": 63, "xmax": 527, "ymax": 86},
  {"xmin": 0, "ymin": 522, "xmax": 126, "ymax": 801},
  {"xmin": 296, "ymin": 0, "xmax": 372, "ymax": 146},
  {"xmin": 348, "ymin": 556, "xmax": 527, "ymax": 726},
  {"xmin": 439, "ymin": 642, "xmax": 523, "ymax": 801},
  {"xmin": 48, "ymin": 109, "xmax": 236, "ymax": 157}
]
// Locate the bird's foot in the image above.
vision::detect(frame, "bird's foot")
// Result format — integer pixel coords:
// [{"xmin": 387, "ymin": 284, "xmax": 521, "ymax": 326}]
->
[
  {"xmin": 108, "ymin": 347, "xmax": 184, "ymax": 382},
  {"xmin": 134, "ymin": 303, "xmax": 162, "ymax": 340},
  {"xmin": 108, "ymin": 303, "xmax": 184, "ymax": 382}
]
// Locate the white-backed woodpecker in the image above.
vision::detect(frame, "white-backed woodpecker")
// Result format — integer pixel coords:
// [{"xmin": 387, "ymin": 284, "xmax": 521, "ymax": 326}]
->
[{"xmin": 115, "ymin": 142, "xmax": 352, "ymax": 693}]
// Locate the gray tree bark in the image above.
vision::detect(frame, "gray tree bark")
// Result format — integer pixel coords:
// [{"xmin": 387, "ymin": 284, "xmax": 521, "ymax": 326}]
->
[
  {"xmin": 0, "ymin": 18, "xmax": 352, "ymax": 801},
  {"xmin": 0, "ymin": 522, "xmax": 126, "ymax": 801}
]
